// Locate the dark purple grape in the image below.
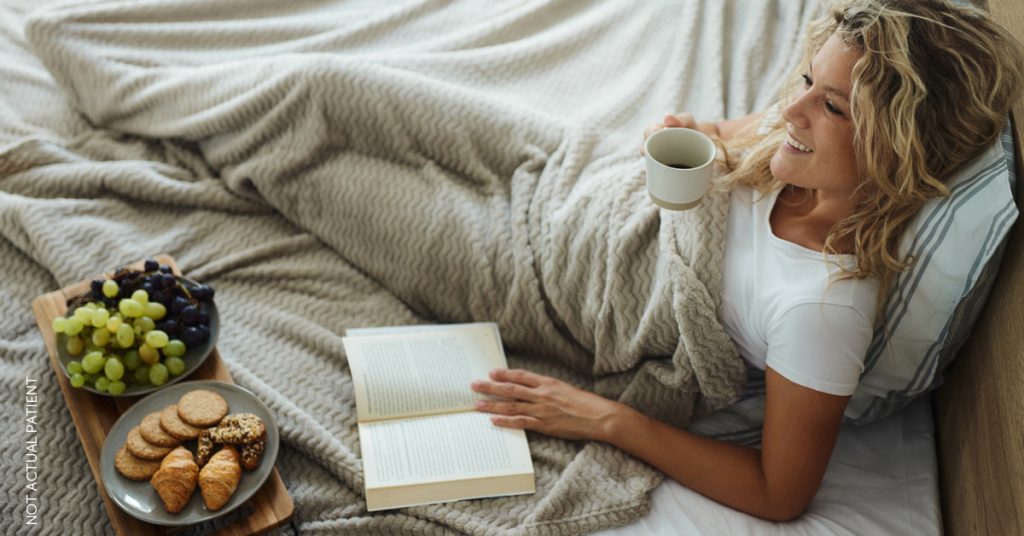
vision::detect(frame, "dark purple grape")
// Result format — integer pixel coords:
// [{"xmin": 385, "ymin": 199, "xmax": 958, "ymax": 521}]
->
[
  {"xmin": 159, "ymin": 264, "xmax": 172, "ymax": 274},
  {"xmin": 91, "ymin": 279, "xmax": 104, "ymax": 294},
  {"xmin": 182, "ymin": 327, "xmax": 202, "ymax": 346},
  {"xmin": 157, "ymin": 318, "xmax": 176, "ymax": 333},
  {"xmin": 152, "ymin": 290, "xmax": 169, "ymax": 306},
  {"xmin": 181, "ymin": 305, "xmax": 199, "ymax": 326},
  {"xmin": 170, "ymin": 296, "xmax": 189, "ymax": 314},
  {"xmin": 160, "ymin": 274, "xmax": 177, "ymax": 289},
  {"xmin": 141, "ymin": 282, "xmax": 155, "ymax": 295},
  {"xmin": 198, "ymin": 325, "xmax": 210, "ymax": 343},
  {"xmin": 198, "ymin": 308, "xmax": 210, "ymax": 326},
  {"xmin": 144, "ymin": 259, "xmax": 159, "ymax": 272}
]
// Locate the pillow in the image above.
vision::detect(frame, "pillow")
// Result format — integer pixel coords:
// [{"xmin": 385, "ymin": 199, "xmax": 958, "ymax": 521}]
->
[
  {"xmin": 710, "ymin": 116, "xmax": 1017, "ymax": 433},
  {"xmin": 846, "ymin": 122, "xmax": 1018, "ymax": 424}
]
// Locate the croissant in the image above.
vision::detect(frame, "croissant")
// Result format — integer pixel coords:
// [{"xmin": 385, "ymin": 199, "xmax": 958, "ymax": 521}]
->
[
  {"xmin": 150, "ymin": 446, "xmax": 198, "ymax": 514},
  {"xmin": 198, "ymin": 446, "xmax": 242, "ymax": 511}
]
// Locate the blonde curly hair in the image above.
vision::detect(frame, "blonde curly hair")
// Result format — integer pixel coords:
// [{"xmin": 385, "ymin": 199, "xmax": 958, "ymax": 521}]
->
[{"xmin": 719, "ymin": 0, "xmax": 1024, "ymax": 318}]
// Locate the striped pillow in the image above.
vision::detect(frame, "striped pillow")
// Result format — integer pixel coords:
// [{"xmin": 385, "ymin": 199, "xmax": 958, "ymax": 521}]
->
[{"xmin": 846, "ymin": 123, "xmax": 1018, "ymax": 424}]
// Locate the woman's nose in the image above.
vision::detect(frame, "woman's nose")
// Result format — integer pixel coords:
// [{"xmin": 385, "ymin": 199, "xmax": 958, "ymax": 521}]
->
[{"xmin": 781, "ymin": 92, "xmax": 812, "ymax": 130}]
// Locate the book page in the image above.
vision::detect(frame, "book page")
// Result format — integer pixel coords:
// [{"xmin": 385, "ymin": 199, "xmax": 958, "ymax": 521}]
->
[
  {"xmin": 359, "ymin": 411, "xmax": 533, "ymax": 488},
  {"xmin": 344, "ymin": 323, "xmax": 507, "ymax": 422}
]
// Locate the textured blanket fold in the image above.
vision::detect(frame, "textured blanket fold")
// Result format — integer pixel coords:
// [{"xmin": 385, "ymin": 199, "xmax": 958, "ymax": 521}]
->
[{"xmin": 0, "ymin": 1, "xmax": 818, "ymax": 534}]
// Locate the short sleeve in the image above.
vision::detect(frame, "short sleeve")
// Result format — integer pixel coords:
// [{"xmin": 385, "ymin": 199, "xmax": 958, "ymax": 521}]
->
[{"xmin": 765, "ymin": 302, "xmax": 873, "ymax": 396}]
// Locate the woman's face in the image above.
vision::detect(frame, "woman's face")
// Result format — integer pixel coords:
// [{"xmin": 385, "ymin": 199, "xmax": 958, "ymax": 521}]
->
[{"xmin": 770, "ymin": 34, "xmax": 862, "ymax": 197}]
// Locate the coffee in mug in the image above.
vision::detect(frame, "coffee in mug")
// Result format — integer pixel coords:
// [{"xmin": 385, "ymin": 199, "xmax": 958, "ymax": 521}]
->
[{"xmin": 644, "ymin": 128, "xmax": 716, "ymax": 210}]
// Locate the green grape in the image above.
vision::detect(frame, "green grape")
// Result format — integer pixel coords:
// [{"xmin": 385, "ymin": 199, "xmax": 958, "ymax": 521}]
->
[
  {"xmin": 90, "ymin": 308, "xmax": 110, "ymax": 328},
  {"xmin": 52, "ymin": 317, "xmax": 67, "ymax": 334},
  {"xmin": 123, "ymin": 350, "xmax": 141, "ymax": 371},
  {"xmin": 70, "ymin": 373, "xmax": 85, "ymax": 388},
  {"xmin": 131, "ymin": 289, "xmax": 149, "ymax": 305},
  {"xmin": 92, "ymin": 328, "xmax": 110, "ymax": 348},
  {"xmin": 66, "ymin": 360, "xmax": 83, "ymax": 375},
  {"xmin": 148, "ymin": 363, "xmax": 169, "ymax": 386},
  {"xmin": 104, "ymin": 357, "xmax": 125, "ymax": 381},
  {"xmin": 134, "ymin": 365, "xmax": 151, "ymax": 384},
  {"xmin": 81, "ymin": 351, "xmax": 105, "ymax": 374},
  {"xmin": 118, "ymin": 298, "xmax": 144, "ymax": 318},
  {"xmin": 133, "ymin": 325, "xmax": 143, "ymax": 337},
  {"xmin": 84, "ymin": 302, "xmax": 99, "ymax": 310},
  {"xmin": 165, "ymin": 357, "xmax": 186, "ymax": 376},
  {"xmin": 94, "ymin": 377, "xmax": 110, "ymax": 393},
  {"xmin": 139, "ymin": 343, "xmax": 159, "ymax": 364},
  {"xmin": 102, "ymin": 279, "xmax": 119, "ymax": 298},
  {"xmin": 163, "ymin": 340, "xmax": 186, "ymax": 358},
  {"xmin": 107, "ymin": 381, "xmax": 126, "ymax": 395},
  {"xmin": 65, "ymin": 317, "xmax": 84, "ymax": 337},
  {"xmin": 106, "ymin": 315, "xmax": 123, "ymax": 334},
  {"xmin": 116, "ymin": 323, "xmax": 135, "ymax": 348},
  {"xmin": 65, "ymin": 336, "xmax": 85, "ymax": 356},
  {"xmin": 73, "ymin": 306, "xmax": 93, "ymax": 325},
  {"xmin": 84, "ymin": 372, "xmax": 99, "ymax": 384},
  {"xmin": 142, "ymin": 302, "xmax": 166, "ymax": 320},
  {"xmin": 134, "ymin": 316, "xmax": 156, "ymax": 334},
  {"xmin": 145, "ymin": 330, "xmax": 169, "ymax": 349}
]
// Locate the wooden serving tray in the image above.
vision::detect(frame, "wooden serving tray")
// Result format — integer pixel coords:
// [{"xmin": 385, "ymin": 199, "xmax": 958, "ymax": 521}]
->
[{"xmin": 31, "ymin": 254, "xmax": 294, "ymax": 536}]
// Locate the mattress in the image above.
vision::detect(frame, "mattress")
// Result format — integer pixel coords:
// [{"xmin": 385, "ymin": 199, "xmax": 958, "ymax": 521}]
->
[{"xmin": 597, "ymin": 396, "xmax": 942, "ymax": 535}]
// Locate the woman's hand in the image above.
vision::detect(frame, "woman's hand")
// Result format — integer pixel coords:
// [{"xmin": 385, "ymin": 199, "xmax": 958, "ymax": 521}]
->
[
  {"xmin": 470, "ymin": 368, "xmax": 630, "ymax": 442},
  {"xmin": 642, "ymin": 113, "xmax": 722, "ymax": 153}
]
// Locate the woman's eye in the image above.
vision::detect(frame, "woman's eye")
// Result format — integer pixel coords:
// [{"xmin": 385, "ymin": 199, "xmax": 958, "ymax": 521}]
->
[
  {"xmin": 801, "ymin": 73, "xmax": 812, "ymax": 87},
  {"xmin": 825, "ymin": 101, "xmax": 844, "ymax": 116}
]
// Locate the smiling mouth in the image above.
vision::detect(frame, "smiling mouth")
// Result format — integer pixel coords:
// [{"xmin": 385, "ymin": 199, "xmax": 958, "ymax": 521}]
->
[{"xmin": 785, "ymin": 134, "xmax": 814, "ymax": 153}]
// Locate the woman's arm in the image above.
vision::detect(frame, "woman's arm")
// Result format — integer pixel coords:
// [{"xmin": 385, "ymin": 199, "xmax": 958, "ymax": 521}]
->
[{"xmin": 471, "ymin": 366, "xmax": 848, "ymax": 521}]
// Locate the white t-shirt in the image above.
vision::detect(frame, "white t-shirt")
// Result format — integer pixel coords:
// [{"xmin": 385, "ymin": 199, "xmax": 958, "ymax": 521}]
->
[{"xmin": 721, "ymin": 185, "xmax": 879, "ymax": 396}]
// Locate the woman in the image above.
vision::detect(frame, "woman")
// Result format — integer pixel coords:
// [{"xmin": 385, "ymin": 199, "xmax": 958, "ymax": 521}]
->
[{"xmin": 471, "ymin": 0, "xmax": 1024, "ymax": 521}]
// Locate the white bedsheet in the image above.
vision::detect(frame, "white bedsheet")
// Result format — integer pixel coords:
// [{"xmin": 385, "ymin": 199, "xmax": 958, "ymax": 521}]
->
[{"xmin": 597, "ymin": 396, "xmax": 941, "ymax": 535}]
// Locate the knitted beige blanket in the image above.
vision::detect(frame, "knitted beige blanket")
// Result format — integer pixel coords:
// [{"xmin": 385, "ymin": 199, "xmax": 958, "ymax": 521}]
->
[{"xmin": 0, "ymin": 1, "xmax": 818, "ymax": 534}]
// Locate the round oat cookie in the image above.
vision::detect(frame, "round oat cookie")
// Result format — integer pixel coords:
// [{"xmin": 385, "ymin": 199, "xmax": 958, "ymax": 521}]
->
[
  {"xmin": 177, "ymin": 389, "xmax": 229, "ymax": 427},
  {"xmin": 114, "ymin": 444, "xmax": 162, "ymax": 480},
  {"xmin": 139, "ymin": 411, "xmax": 180, "ymax": 447},
  {"xmin": 160, "ymin": 404, "xmax": 202, "ymax": 440},
  {"xmin": 126, "ymin": 426, "xmax": 173, "ymax": 461}
]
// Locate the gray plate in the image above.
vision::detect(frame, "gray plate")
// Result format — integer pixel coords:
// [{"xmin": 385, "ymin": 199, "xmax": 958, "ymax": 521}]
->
[
  {"xmin": 56, "ymin": 275, "xmax": 219, "ymax": 397},
  {"xmin": 100, "ymin": 380, "xmax": 279, "ymax": 526}
]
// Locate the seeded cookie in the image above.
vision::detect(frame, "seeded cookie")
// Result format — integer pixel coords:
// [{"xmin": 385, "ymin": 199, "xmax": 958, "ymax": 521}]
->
[
  {"xmin": 207, "ymin": 413, "xmax": 266, "ymax": 445},
  {"xmin": 177, "ymin": 389, "xmax": 228, "ymax": 427},
  {"xmin": 239, "ymin": 439, "xmax": 266, "ymax": 471},
  {"xmin": 114, "ymin": 445, "xmax": 163, "ymax": 480},
  {"xmin": 160, "ymin": 404, "xmax": 202, "ymax": 440},
  {"xmin": 126, "ymin": 426, "xmax": 173, "ymax": 461},
  {"xmin": 139, "ymin": 411, "xmax": 180, "ymax": 447}
]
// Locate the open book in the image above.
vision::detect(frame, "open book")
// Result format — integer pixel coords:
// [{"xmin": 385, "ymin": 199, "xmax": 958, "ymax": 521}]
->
[{"xmin": 343, "ymin": 322, "xmax": 536, "ymax": 511}]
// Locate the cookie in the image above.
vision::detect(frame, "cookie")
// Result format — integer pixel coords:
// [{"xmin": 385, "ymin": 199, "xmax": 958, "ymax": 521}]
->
[
  {"xmin": 239, "ymin": 439, "xmax": 266, "ymax": 472},
  {"xmin": 160, "ymin": 404, "xmax": 202, "ymax": 440},
  {"xmin": 114, "ymin": 445, "xmax": 162, "ymax": 480},
  {"xmin": 140, "ymin": 411, "xmax": 181, "ymax": 447},
  {"xmin": 126, "ymin": 426, "xmax": 173, "ymax": 461},
  {"xmin": 196, "ymin": 428, "xmax": 216, "ymax": 468},
  {"xmin": 177, "ymin": 389, "xmax": 229, "ymax": 427},
  {"xmin": 208, "ymin": 413, "xmax": 266, "ymax": 445}
]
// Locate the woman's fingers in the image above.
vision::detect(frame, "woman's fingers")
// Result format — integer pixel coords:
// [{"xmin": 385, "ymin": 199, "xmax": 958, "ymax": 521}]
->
[
  {"xmin": 471, "ymin": 378, "xmax": 538, "ymax": 401},
  {"xmin": 475, "ymin": 399, "xmax": 529, "ymax": 415},
  {"xmin": 489, "ymin": 368, "xmax": 546, "ymax": 387},
  {"xmin": 665, "ymin": 113, "xmax": 697, "ymax": 128},
  {"xmin": 488, "ymin": 415, "xmax": 538, "ymax": 430}
]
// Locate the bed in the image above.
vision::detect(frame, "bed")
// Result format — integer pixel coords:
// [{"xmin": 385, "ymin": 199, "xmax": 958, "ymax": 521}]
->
[{"xmin": 0, "ymin": 0, "xmax": 1019, "ymax": 534}]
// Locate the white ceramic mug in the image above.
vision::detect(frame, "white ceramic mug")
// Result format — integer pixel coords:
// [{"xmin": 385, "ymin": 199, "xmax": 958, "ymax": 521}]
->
[{"xmin": 644, "ymin": 128, "xmax": 716, "ymax": 210}]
